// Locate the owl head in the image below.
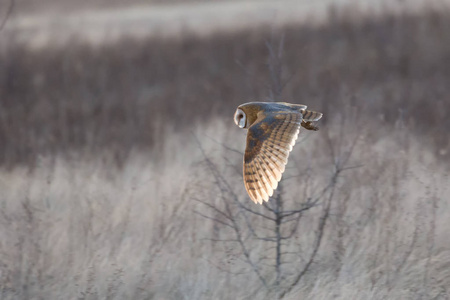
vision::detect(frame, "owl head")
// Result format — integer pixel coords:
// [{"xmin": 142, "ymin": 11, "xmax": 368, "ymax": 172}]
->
[{"xmin": 234, "ymin": 103, "xmax": 261, "ymax": 129}]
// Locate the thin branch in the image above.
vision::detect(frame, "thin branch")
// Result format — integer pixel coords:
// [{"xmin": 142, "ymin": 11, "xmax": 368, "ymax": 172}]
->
[
  {"xmin": 192, "ymin": 197, "xmax": 234, "ymax": 222},
  {"xmin": 280, "ymin": 143, "xmax": 348, "ymax": 298},
  {"xmin": 277, "ymin": 33, "xmax": 285, "ymax": 59},
  {"xmin": 256, "ymin": 237, "xmax": 277, "ymax": 242},
  {"xmin": 236, "ymin": 201, "xmax": 276, "ymax": 221},
  {"xmin": 194, "ymin": 134, "xmax": 270, "ymax": 290},
  {"xmin": 262, "ymin": 201, "xmax": 276, "ymax": 214},
  {"xmin": 206, "ymin": 258, "xmax": 247, "ymax": 275},
  {"xmin": 193, "ymin": 211, "xmax": 234, "ymax": 229},
  {"xmin": 280, "ymin": 216, "xmax": 303, "ymax": 224},
  {"xmin": 394, "ymin": 219, "xmax": 418, "ymax": 276},
  {"xmin": 282, "ymin": 213, "xmax": 303, "ymax": 239},
  {"xmin": 0, "ymin": 0, "xmax": 14, "ymax": 32},
  {"xmin": 340, "ymin": 164, "xmax": 365, "ymax": 171},
  {"xmin": 282, "ymin": 174, "xmax": 303, "ymax": 181},
  {"xmin": 240, "ymin": 206, "xmax": 262, "ymax": 240},
  {"xmin": 279, "ymin": 173, "xmax": 337, "ymax": 298},
  {"xmin": 280, "ymin": 202, "xmax": 318, "ymax": 218},
  {"xmin": 222, "ymin": 156, "xmax": 242, "ymax": 178},
  {"xmin": 228, "ymin": 203, "xmax": 270, "ymax": 289},
  {"xmin": 205, "ymin": 134, "xmax": 244, "ymax": 156},
  {"xmin": 201, "ymin": 238, "xmax": 239, "ymax": 243}
]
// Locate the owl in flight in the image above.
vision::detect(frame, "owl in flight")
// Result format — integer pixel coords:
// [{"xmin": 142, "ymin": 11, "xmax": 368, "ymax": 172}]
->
[{"xmin": 234, "ymin": 102, "xmax": 323, "ymax": 204}]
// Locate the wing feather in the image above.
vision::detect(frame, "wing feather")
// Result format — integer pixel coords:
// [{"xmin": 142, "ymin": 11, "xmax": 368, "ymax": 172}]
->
[
  {"xmin": 243, "ymin": 111, "xmax": 302, "ymax": 203},
  {"xmin": 244, "ymin": 163, "xmax": 259, "ymax": 202},
  {"xmin": 253, "ymin": 157, "xmax": 274, "ymax": 197},
  {"xmin": 259, "ymin": 150, "xmax": 285, "ymax": 177},
  {"xmin": 250, "ymin": 160, "xmax": 266, "ymax": 203},
  {"xmin": 258, "ymin": 152, "xmax": 282, "ymax": 183}
]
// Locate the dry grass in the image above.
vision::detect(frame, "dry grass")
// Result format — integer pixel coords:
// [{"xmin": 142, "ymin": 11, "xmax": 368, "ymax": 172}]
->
[
  {"xmin": 0, "ymin": 7, "xmax": 450, "ymax": 299},
  {"xmin": 10, "ymin": 0, "xmax": 233, "ymax": 15}
]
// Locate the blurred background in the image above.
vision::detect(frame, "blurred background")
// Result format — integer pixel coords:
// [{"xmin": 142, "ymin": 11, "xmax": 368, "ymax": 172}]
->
[{"xmin": 1, "ymin": 0, "xmax": 450, "ymax": 299}]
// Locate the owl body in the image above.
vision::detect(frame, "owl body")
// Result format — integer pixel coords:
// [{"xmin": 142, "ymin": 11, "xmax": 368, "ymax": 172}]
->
[
  {"xmin": 234, "ymin": 102, "xmax": 322, "ymax": 204},
  {"xmin": 235, "ymin": 102, "xmax": 307, "ymax": 128}
]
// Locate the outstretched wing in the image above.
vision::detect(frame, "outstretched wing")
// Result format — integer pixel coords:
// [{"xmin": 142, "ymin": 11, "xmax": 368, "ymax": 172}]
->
[{"xmin": 243, "ymin": 111, "xmax": 302, "ymax": 204}]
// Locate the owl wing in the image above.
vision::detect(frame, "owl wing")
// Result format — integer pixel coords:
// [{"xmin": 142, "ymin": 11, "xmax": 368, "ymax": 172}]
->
[{"xmin": 244, "ymin": 111, "xmax": 302, "ymax": 204}]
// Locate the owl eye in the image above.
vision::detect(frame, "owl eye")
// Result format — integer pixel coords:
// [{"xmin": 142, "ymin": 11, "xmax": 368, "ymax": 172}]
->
[{"xmin": 234, "ymin": 108, "xmax": 246, "ymax": 128}]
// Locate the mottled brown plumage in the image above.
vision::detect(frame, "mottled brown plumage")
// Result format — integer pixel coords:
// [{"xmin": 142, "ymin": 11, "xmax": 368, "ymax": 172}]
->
[{"xmin": 234, "ymin": 102, "xmax": 323, "ymax": 204}]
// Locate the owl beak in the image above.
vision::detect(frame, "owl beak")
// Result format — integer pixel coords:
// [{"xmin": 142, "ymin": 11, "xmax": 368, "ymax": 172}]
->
[{"xmin": 239, "ymin": 118, "xmax": 246, "ymax": 128}]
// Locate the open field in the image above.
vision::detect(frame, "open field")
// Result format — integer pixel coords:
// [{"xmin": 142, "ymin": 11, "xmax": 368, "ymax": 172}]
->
[
  {"xmin": 4, "ymin": 0, "xmax": 449, "ymax": 48},
  {"xmin": 8, "ymin": 0, "xmax": 238, "ymax": 15},
  {"xmin": 0, "ymin": 5, "xmax": 450, "ymax": 300}
]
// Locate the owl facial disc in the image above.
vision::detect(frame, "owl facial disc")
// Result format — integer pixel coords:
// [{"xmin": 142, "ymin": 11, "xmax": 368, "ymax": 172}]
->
[{"xmin": 234, "ymin": 108, "xmax": 246, "ymax": 128}]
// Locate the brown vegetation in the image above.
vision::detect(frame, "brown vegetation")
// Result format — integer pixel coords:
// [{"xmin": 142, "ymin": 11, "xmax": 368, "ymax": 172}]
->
[
  {"xmin": 10, "ymin": 0, "xmax": 221, "ymax": 15},
  {"xmin": 0, "ymin": 7, "xmax": 449, "ymax": 299},
  {"xmin": 1, "ymin": 9, "xmax": 449, "ymax": 167}
]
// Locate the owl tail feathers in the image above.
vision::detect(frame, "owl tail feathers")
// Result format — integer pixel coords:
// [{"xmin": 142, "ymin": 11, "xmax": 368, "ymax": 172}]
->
[
  {"xmin": 301, "ymin": 109, "xmax": 323, "ymax": 122},
  {"xmin": 301, "ymin": 109, "xmax": 322, "ymax": 131}
]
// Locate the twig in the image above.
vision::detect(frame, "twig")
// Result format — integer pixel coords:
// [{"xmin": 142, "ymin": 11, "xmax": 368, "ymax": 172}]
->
[
  {"xmin": 205, "ymin": 134, "xmax": 244, "ymax": 156},
  {"xmin": 0, "ymin": 0, "xmax": 14, "ymax": 32},
  {"xmin": 194, "ymin": 134, "xmax": 270, "ymax": 290},
  {"xmin": 279, "ymin": 168, "xmax": 338, "ymax": 298},
  {"xmin": 193, "ymin": 210, "xmax": 234, "ymax": 229},
  {"xmin": 192, "ymin": 197, "xmax": 234, "ymax": 222}
]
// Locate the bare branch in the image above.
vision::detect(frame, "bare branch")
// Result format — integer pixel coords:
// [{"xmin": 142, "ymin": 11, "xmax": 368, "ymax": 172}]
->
[
  {"xmin": 206, "ymin": 258, "xmax": 248, "ymax": 275},
  {"xmin": 0, "ymin": 0, "xmax": 14, "ymax": 32},
  {"xmin": 229, "ymin": 208, "xmax": 270, "ymax": 289},
  {"xmin": 192, "ymin": 197, "xmax": 234, "ymax": 222},
  {"xmin": 236, "ymin": 201, "xmax": 276, "ymax": 221},
  {"xmin": 205, "ymin": 134, "xmax": 244, "ymax": 156},
  {"xmin": 340, "ymin": 164, "xmax": 365, "ymax": 171},
  {"xmin": 261, "ymin": 201, "xmax": 276, "ymax": 214},
  {"xmin": 222, "ymin": 156, "xmax": 243, "ymax": 178},
  {"xmin": 279, "ymin": 173, "xmax": 337, "ymax": 298},
  {"xmin": 282, "ymin": 214, "xmax": 303, "ymax": 240},
  {"xmin": 280, "ymin": 216, "xmax": 303, "ymax": 224},
  {"xmin": 280, "ymin": 201, "xmax": 318, "ymax": 218},
  {"xmin": 201, "ymin": 238, "xmax": 239, "ymax": 243},
  {"xmin": 193, "ymin": 32, "xmax": 361, "ymax": 298},
  {"xmin": 279, "ymin": 131, "xmax": 356, "ymax": 298},
  {"xmin": 193, "ymin": 210, "xmax": 234, "ymax": 229},
  {"xmin": 194, "ymin": 134, "xmax": 270, "ymax": 289},
  {"xmin": 281, "ymin": 173, "xmax": 303, "ymax": 181}
]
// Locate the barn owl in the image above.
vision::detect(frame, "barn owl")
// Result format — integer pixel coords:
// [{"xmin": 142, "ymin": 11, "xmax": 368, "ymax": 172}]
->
[{"xmin": 234, "ymin": 102, "xmax": 323, "ymax": 204}]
